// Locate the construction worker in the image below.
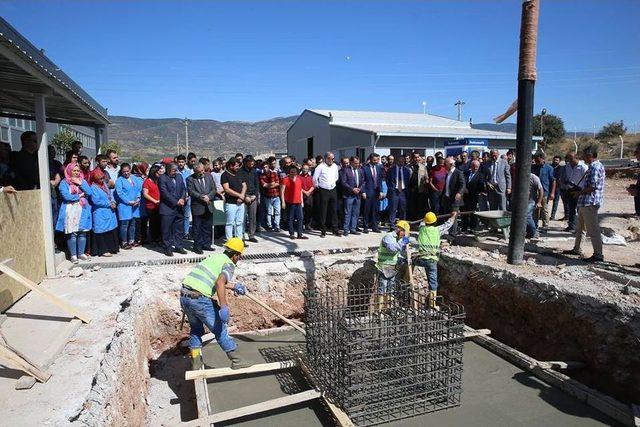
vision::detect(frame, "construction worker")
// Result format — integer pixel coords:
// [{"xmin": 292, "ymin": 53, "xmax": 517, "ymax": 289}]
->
[
  {"xmin": 413, "ymin": 211, "xmax": 457, "ymax": 309},
  {"xmin": 376, "ymin": 220, "xmax": 411, "ymax": 310},
  {"xmin": 180, "ymin": 237, "xmax": 253, "ymax": 370}
]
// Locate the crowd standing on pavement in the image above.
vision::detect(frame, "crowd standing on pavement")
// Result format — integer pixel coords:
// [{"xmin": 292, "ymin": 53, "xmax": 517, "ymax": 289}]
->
[{"xmin": 2, "ymin": 130, "xmax": 638, "ymax": 264}]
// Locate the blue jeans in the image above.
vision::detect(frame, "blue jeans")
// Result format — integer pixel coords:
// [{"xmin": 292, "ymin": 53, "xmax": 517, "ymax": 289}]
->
[
  {"xmin": 343, "ymin": 195, "xmax": 361, "ymax": 233},
  {"xmin": 183, "ymin": 198, "xmax": 192, "ymax": 235},
  {"xmin": 265, "ymin": 197, "xmax": 281, "ymax": 230},
  {"xmin": 224, "ymin": 202, "xmax": 246, "ymax": 240},
  {"xmin": 414, "ymin": 257, "xmax": 438, "ymax": 291},
  {"xmin": 526, "ymin": 200, "xmax": 537, "ymax": 236},
  {"xmin": 377, "ymin": 268, "xmax": 397, "ymax": 294},
  {"xmin": 286, "ymin": 203, "xmax": 303, "ymax": 237},
  {"xmin": 119, "ymin": 219, "xmax": 136, "ymax": 244},
  {"xmin": 180, "ymin": 295, "xmax": 236, "ymax": 352},
  {"xmin": 67, "ymin": 231, "xmax": 87, "ymax": 258}
]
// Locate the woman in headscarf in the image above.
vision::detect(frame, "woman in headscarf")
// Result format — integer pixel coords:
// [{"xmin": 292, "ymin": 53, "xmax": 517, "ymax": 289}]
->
[
  {"xmin": 132, "ymin": 162, "xmax": 148, "ymax": 246},
  {"xmin": 142, "ymin": 163, "xmax": 163, "ymax": 245},
  {"xmin": 115, "ymin": 163, "xmax": 140, "ymax": 249},
  {"xmin": 88, "ymin": 168, "xmax": 119, "ymax": 257},
  {"xmin": 55, "ymin": 162, "xmax": 92, "ymax": 263}
]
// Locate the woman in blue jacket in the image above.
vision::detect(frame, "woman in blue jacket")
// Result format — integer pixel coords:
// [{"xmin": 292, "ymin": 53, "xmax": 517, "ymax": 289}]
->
[
  {"xmin": 115, "ymin": 163, "xmax": 141, "ymax": 249},
  {"xmin": 88, "ymin": 168, "xmax": 119, "ymax": 257},
  {"xmin": 56, "ymin": 162, "xmax": 92, "ymax": 263}
]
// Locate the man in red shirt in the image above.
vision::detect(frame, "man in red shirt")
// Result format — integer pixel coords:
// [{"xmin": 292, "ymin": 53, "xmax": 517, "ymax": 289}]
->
[
  {"xmin": 280, "ymin": 166, "xmax": 308, "ymax": 240},
  {"xmin": 428, "ymin": 156, "xmax": 447, "ymax": 213},
  {"xmin": 259, "ymin": 157, "xmax": 281, "ymax": 231},
  {"xmin": 299, "ymin": 164, "xmax": 315, "ymax": 230}
]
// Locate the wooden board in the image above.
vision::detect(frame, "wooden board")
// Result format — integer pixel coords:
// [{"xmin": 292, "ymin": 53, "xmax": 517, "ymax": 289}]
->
[
  {"xmin": 0, "ymin": 342, "xmax": 50, "ymax": 383},
  {"xmin": 0, "ymin": 190, "xmax": 45, "ymax": 312},
  {"xmin": 185, "ymin": 360, "xmax": 296, "ymax": 381}
]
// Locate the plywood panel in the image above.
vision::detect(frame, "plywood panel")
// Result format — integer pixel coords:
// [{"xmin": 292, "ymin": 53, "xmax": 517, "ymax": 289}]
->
[{"xmin": 0, "ymin": 189, "xmax": 45, "ymax": 312}]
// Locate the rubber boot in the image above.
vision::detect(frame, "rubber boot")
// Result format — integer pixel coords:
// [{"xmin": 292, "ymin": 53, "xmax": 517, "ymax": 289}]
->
[
  {"xmin": 190, "ymin": 348, "xmax": 203, "ymax": 370},
  {"xmin": 376, "ymin": 295, "xmax": 385, "ymax": 312},
  {"xmin": 226, "ymin": 348, "xmax": 253, "ymax": 370},
  {"xmin": 429, "ymin": 290, "xmax": 440, "ymax": 311}
]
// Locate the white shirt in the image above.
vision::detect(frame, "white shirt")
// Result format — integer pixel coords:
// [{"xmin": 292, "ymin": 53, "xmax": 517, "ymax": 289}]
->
[
  {"xmin": 445, "ymin": 169, "xmax": 454, "ymax": 197},
  {"xmin": 563, "ymin": 162, "xmax": 588, "ymax": 189},
  {"xmin": 313, "ymin": 162, "xmax": 339, "ymax": 190}
]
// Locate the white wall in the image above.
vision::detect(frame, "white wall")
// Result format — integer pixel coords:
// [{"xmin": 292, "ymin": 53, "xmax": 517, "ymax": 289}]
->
[{"xmin": 286, "ymin": 110, "xmax": 331, "ymax": 160}]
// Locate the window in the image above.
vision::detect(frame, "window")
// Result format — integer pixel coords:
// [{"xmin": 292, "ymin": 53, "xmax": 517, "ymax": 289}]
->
[
  {"xmin": 9, "ymin": 118, "xmax": 16, "ymax": 127},
  {"xmin": 0, "ymin": 126, "xmax": 9, "ymax": 142}
]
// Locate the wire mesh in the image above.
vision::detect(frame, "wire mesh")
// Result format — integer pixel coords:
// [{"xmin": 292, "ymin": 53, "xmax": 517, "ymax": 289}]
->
[{"xmin": 304, "ymin": 282, "xmax": 465, "ymax": 426}]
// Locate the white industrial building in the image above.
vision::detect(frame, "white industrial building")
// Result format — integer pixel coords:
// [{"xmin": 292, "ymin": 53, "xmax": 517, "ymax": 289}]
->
[{"xmin": 287, "ymin": 109, "xmax": 537, "ymax": 160}]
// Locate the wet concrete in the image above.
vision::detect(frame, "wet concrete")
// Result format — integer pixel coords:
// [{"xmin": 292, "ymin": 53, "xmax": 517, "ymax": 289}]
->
[{"xmin": 202, "ymin": 329, "xmax": 619, "ymax": 426}]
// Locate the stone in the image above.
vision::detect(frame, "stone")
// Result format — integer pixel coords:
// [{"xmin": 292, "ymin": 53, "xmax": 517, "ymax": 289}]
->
[
  {"xmin": 91, "ymin": 265, "xmax": 102, "ymax": 272},
  {"xmin": 69, "ymin": 267, "xmax": 84, "ymax": 278},
  {"xmin": 285, "ymin": 260, "xmax": 307, "ymax": 273}
]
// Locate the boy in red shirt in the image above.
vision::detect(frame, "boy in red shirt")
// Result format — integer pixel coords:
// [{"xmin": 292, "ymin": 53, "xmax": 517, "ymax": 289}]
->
[{"xmin": 280, "ymin": 166, "xmax": 308, "ymax": 240}]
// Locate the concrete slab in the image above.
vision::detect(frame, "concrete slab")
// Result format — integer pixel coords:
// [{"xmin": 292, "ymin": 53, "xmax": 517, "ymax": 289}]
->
[{"xmin": 202, "ymin": 329, "xmax": 620, "ymax": 426}]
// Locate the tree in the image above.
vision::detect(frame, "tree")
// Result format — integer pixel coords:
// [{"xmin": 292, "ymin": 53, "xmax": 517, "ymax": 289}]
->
[
  {"xmin": 596, "ymin": 121, "xmax": 626, "ymax": 141},
  {"xmin": 51, "ymin": 129, "xmax": 76, "ymax": 156},
  {"xmin": 130, "ymin": 151, "xmax": 145, "ymax": 163},
  {"xmin": 100, "ymin": 140, "xmax": 122, "ymax": 155},
  {"xmin": 532, "ymin": 113, "xmax": 566, "ymax": 145}
]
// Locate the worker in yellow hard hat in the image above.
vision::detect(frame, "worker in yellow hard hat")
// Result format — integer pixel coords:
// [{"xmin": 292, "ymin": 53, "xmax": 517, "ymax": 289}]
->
[
  {"xmin": 414, "ymin": 211, "xmax": 457, "ymax": 310},
  {"xmin": 375, "ymin": 220, "xmax": 411, "ymax": 310},
  {"xmin": 180, "ymin": 237, "xmax": 253, "ymax": 370}
]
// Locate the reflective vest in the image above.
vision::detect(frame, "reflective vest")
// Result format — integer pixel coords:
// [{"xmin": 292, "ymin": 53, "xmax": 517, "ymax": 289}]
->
[
  {"xmin": 417, "ymin": 225, "xmax": 440, "ymax": 261},
  {"xmin": 182, "ymin": 253, "xmax": 233, "ymax": 297},
  {"xmin": 377, "ymin": 232, "xmax": 400, "ymax": 269}
]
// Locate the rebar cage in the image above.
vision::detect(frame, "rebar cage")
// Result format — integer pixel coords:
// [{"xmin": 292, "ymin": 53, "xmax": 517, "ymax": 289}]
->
[{"xmin": 304, "ymin": 282, "xmax": 465, "ymax": 426}]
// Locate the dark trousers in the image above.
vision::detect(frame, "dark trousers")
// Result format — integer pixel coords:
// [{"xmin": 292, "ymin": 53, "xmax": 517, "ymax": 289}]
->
[
  {"xmin": 192, "ymin": 211, "xmax": 213, "ymax": 249},
  {"xmin": 303, "ymin": 194, "xmax": 313, "ymax": 227},
  {"xmin": 245, "ymin": 198, "xmax": 257, "ymax": 238},
  {"xmin": 428, "ymin": 190, "xmax": 441, "ymax": 214},
  {"xmin": 440, "ymin": 195, "xmax": 459, "ymax": 235},
  {"xmin": 462, "ymin": 195, "xmax": 479, "ymax": 231},
  {"xmin": 148, "ymin": 210, "xmax": 161, "ymax": 243},
  {"xmin": 635, "ymin": 195, "xmax": 640, "ymax": 216},
  {"xmin": 136, "ymin": 217, "xmax": 147, "ymax": 244},
  {"xmin": 566, "ymin": 195, "xmax": 578, "ymax": 230},
  {"xmin": 388, "ymin": 189, "xmax": 407, "ymax": 226},
  {"xmin": 286, "ymin": 203, "xmax": 304, "ymax": 237},
  {"xmin": 318, "ymin": 188, "xmax": 338, "ymax": 233},
  {"xmin": 363, "ymin": 192, "xmax": 380, "ymax": 231},
  {"xmin": 161, "ymin": 212, "xmax": 184, "ymax": 250}
]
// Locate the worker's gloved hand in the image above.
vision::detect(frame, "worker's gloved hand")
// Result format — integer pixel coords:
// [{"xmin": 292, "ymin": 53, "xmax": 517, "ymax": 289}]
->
[
  {"xmin": 219, "ymin": 304, "xmax": 230, "ymax": 323},
  {"xmin": 401, "ymin": 237, "xmax": 410, "ymax": 246},
  {"xmin": 233, "ymin": 283, "xmax": 246, "ymax": 296}
]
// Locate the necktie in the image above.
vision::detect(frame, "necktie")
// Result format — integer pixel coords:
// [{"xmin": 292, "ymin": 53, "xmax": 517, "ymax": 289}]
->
[
  {"xmin": 372, "ymin": 165, "xmax": 377, "ymax": 183},
  {"xmin": 492, "ymin": 162, "xmax": 497, "ymax": 183},
  {"xmin": 397, "ymin": 167, "xmax": 404, "ymax": 191},
  {"xmin": 353, "ymin": 167, "xmax": 359, "ymax": 187}
]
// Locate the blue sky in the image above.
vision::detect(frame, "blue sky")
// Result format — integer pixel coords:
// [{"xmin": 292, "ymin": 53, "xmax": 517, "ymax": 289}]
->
[{"xmin": 3, "ymin": 0, "xmax": 639, "ymax": 131}]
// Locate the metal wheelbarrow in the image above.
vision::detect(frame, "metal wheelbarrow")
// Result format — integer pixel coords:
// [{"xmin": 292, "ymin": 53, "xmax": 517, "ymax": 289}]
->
[{"xmin": 474, "ymin": 210, "xmax": 512, "ymax": 240}]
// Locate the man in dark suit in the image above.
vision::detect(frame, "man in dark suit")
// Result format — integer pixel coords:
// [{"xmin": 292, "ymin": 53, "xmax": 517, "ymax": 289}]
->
[
  {"xmin": 339, "ymin": 156, "xmax": 365, "ymax": 236},
  {"xmin": 483, "ymin": 149, "xmax": 511, "ymax": 210},
  {"xmin": 386, "ymin": 156, "xmax": 412, "ymax": 228},
  {"xmin": 187, "ymin": 162, "xmax": 216, "ymax": 254},
  {"xmin": 362, "ymin": 153, "xmax": 384, "ymax": 233},
  {"xmin": 158, "ymin": 162, "xmax": 187, "ymax": 256},
  {"xmin": 462, "ymin": 160, "xmax": 484, "ymax": 232},
  {"xmin": 440, "ymin": 157, "xmax": 466, "ymax": 236}
]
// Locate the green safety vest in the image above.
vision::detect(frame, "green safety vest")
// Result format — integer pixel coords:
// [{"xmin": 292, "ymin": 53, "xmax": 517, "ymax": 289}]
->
[
  {"xmin": 182, "ymin": 253, "xmax": 233, "ymax": 298},
  {"xmin": 417, "ymin": 225, "xmax": 440, "ymax": 261},
  {"xmin": 377, "ymin": 231, "xmax": 400, "ymax": 269}
]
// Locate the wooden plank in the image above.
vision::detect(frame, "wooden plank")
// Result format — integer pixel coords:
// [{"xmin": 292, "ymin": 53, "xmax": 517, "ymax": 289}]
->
[
  {"xmin": 181, "ymin": 389, "xmax": 322, "ymax": 426},
  {"xmin": 185, "ymin": 360, "xmax": 297, "ymax": 381},
  {"xmin": 463, "ymin": 328, "xmax": 491, "ymax": 338},
  {"xmin": 539, "ymin": 360, "xmax": 586, "ymax": 370},
  {"xmin": 0, "ymin": 261, "xmax": 92, "ymax": 323},
  {"xmin": 243, "ymin": 292, "xmax": 305, "ymax": 334},
  {"xmin": 0, "ymin": 342, "xmax": 50, "ymax": 383}
]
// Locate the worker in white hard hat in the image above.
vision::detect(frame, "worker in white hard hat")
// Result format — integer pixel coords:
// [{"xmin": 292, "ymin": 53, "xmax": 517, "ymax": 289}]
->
[
  {"xmin": 414, "ymin": 211, "xmax": 457, "ymax": 310},
  {"xmin": 180, "ymin": 237, "xmax": 253, "ymax": 370},
  {"xmin": 375, "ymin": 220, "xmax": 411, "ymax": 310}
]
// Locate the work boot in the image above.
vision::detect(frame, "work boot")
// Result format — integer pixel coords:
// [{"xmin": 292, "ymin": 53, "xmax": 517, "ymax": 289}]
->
[
  {"xmin": 190, "ymin": 348, "xmax": 204, "ymax": 371},
  {"xmin": 429, "ymin": 290, "xmax": 440, "ymax": 311},
  {"xmin": 226, "ymin": 349, "xmax": 253, "ymax": 370}
]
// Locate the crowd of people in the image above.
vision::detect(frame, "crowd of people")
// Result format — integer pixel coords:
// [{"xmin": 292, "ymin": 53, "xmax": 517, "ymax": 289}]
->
[{"xmin": 2, "ymin": 130, "xmax": 639, "ymax": 264}]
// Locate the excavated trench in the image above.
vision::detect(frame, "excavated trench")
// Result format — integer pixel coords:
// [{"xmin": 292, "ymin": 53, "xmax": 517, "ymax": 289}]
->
[{"xmin": 75, "ymin": 248, "xmax": 639, "ymax": 424}]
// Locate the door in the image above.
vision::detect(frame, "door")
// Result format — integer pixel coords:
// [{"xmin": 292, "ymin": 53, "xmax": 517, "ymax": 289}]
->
[{"xmin": 306, "ymin": 137, "xmax": 314, "ymax": 159}]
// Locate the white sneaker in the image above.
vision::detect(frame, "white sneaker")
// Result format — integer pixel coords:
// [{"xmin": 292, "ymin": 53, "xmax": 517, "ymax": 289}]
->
[
  {"xmin": 79, "ymin": 254, "xmax": 89, "ymax": 261},
  {"xmin": 70, "ymin": 256, "xmax": 78, "ymax": 264}
]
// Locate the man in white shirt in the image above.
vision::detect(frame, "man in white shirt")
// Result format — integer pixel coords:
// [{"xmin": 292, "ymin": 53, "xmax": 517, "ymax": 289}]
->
[
  {"xmin": 561, "ymin": 152, "xmax": 588, "ymax": 232},
  {"xmin": 312, "ymin": 151, "xmax": 340, "ymax": 237}
]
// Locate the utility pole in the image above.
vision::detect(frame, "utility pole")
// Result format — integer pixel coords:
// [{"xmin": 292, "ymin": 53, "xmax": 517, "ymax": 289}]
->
[
  {"xmin": 182, "ymin": 117, "xmax": 190, "ymax": 154},
  {"xmin": 454, "ymin": 100, "xmax": 466, "ymax": 121},
  {"xmin": 507, "ymin": 0, "xmax": 540, "ymax": 266},
  {"xmin": 176, "ymin": 133, "xmax": 180, "ymax": 155},
  {"xmin": 422, "ymin": 101, "xmax": 427, "ymax": 114}
]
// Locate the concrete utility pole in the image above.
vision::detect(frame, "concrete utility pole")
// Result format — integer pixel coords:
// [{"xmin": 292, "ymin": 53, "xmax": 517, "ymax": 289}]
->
[
  {"xmin": 176, "ymin": 133, "xmax": 180, "ymax": 155},
  {"xmin": 507, "ymin": 0, "xmax": 540, "ymax": 265},
  {"xmin": 454, "ymin": 100, "xmax": 466, "ymax": 121},
  {"xmin": 182, "ymin": 117, "xmax": 190, "ymax": 154},
  {"xmin": 422, "ymin": 101, "xmax": 427, "ymax": 114}
]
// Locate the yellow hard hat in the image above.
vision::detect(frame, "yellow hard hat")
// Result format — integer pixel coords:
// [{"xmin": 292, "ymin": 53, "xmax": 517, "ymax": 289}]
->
[
  {"xmin": 424, "ymin": 212, "xmax": 437, "ymax": 225},
  {"xmin": 224, "ymin": 237, "xmax": 245, "ymax": 254},
  {"xmin": 396, "ymin": 220, "xmax": 410, "ymax": 233}
]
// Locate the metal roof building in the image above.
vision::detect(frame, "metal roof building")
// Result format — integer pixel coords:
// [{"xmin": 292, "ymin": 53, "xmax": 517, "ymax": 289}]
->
[{"xmin": 287, "ymin": 109, "xmax": 535, "ymax": 160}]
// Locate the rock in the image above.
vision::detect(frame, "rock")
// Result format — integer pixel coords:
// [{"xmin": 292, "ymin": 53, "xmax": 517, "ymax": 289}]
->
[
  {"xmin": 257, "ymin": 282, "xmax": 270, "ymax": 293},
  {"xmin": 69, "ymin": 267, "xmax": 84, "ymax": 278},
  {"xmin": 91, "ymin": 265, "xmax": 102, "ymax": 272},
  {"xmin": 285, "ymin": 260, "xmax": 307, "ymax": 273}
]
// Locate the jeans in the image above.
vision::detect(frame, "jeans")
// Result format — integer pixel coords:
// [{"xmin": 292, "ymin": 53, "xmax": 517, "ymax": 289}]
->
[
  {"xmin": 67, "ymin": 231, "xmax": 87, "ymax": 258},
  {"xmin": 414, "ymin": 257, "xmax": 438, "ymax": 291},
  {"xmin": 264, "ymin": 197, "xmax": 281, "ymax": 230},
  {"xmin": 119, "ymin": 219, "xmax": 136, "ymax": 244},
  {"xmin": 343, "ymin": 195, "xmax": 361, "ymax": 233},
  {"xmin": 286, "ymin": 203, "xmax": 304, "ymax": 237},
  {"xmin": 180, "ymin": 295, "xmax": 236, "ymax": 352},
  {"xmin": 428, "ymin": 191, "xmax": 441, "ymax": 214},
  {"xmin": 224, "ymin": 202, "xmax": 246, "ymax": 240},
  {"xmin": 183, "ymin": 198, "xmax": 192, "ymax": 236},
  {"xmin": 526, "ymin": 200, "xmax": 537, "ymax": 237}
]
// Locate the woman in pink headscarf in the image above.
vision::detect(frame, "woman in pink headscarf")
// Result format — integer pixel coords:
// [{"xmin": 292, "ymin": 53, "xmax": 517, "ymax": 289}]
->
[{"xmin": 55, "ymin": 162, "xmax": 92, "ymax": 263}]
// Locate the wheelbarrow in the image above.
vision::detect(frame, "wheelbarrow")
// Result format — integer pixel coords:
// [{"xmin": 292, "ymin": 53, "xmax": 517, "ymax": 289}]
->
[{"xmin": 474, "ymin": 210, "xmax": 512, "ymax": 240}]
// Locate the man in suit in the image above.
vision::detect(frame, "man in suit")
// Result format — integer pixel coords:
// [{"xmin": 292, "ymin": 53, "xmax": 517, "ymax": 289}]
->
[
  {"xmin": 362, "ymin": 153, "xmax": 384, "ymax": 233},
  {"xmin": 462, "ymin": 160, "xmax": 484, "ymax": 232},
  {"xmin": 340, "ymin": 156, "xmax": 365, "ymax": 236},
  {"xmin": 159, "ymin": 162, "xmax": 188, "ymax": 256},
  {"xmin": 483, "ymin": 149, "xmax": 511, "ymax": 210},
  {"xmin": 386, "ymin": 156, "xmax": 412, "ymax": 228},
  {"xmin": 440, "ymin": 157, "xmax": 466, "ymax": 236},
  {"xmin": 187, "ymin": 162, "xmax": 217, "ymax": 254}
]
